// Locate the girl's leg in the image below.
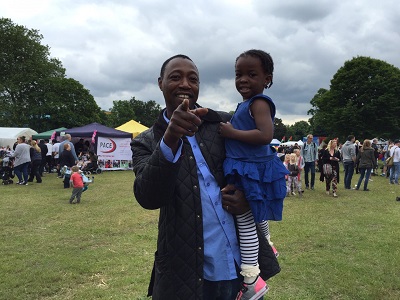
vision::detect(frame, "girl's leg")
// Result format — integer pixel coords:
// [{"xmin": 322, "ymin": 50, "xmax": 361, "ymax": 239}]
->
[
  {"xmin": 332, "ymin": 170, "xmax": 338, "ymax": 194},
  {"xmin": 356, "ymin": 168, "xmax": 365, "ymax": 189},
  {"xmin": 364, "ymin": 168, "xmax": 372, "ymax": 190},
  {"xmin": 236, "ymin": 210, "xmax": 260, "ymax": 283}
]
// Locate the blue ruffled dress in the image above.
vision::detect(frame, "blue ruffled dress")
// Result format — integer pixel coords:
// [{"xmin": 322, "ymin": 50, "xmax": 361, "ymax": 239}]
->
[{"xmin": 224, "ymin": 94, "xmax": 289, "ymax": 222}]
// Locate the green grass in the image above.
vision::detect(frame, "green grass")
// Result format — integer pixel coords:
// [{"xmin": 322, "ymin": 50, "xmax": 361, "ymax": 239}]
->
[{"xmin": 1, "ymin": 169, "xmax": 399, "ymax": 299}]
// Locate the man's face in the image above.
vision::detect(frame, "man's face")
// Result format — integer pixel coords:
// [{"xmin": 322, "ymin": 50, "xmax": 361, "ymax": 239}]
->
[
  {"xmin": 307, "ymin": 135, "xmax": 313, "ymax": 143},
  {"xmin": 158, "ymin": 57, "xmax": 200, "ymax": 118}
]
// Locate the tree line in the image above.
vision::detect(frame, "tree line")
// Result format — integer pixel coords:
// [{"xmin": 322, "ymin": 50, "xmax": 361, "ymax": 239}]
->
[{"xmin": 1, "ymin": 18, "xmax": 399, "ymax": 141}]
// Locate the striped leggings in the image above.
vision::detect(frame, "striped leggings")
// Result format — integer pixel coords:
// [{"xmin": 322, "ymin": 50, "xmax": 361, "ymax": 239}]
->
[{"xmin": 236, "ymin": 210, "xmax": 271, "ymax": 266}]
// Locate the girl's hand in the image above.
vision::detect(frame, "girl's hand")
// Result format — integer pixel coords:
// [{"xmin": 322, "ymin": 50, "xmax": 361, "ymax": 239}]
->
[{"xmin": 219, "ymin": 122, "xmax": 235, "ymax": 138}]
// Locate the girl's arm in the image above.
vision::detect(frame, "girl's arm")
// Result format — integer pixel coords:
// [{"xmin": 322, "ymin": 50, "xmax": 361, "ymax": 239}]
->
[{"xmin": 219, "ymin": 99, "xmax": 273, "ymax": 145}]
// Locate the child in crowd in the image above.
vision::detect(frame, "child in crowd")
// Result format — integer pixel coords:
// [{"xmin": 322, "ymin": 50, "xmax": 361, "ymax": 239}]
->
[
  {"xmin": 283, "ymin": 154, "xmax": 291, "ymax": 196},
  {"xmin": 287, "ymin": 153, "xmax": 302, "ymax": 197},
  {"xmin": 69, "ymin": 166, "xmax": 84, "ymax": 204},
  {"xmin": 294, "ymin": 148, "xmax": 304, "ymax": 193},
  {"xmin": 219, "ymin": 49, "xmax": 289, "ymax": 300}
]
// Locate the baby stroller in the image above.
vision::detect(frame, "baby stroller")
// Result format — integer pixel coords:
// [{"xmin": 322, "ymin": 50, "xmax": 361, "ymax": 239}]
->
[
  {"xmin": 0, "ymin": 154, "xmax": 15, "ymax": 185},
  {"xmin": 82, "ymin": 161, "xmax": 102, "ymax": 175}
]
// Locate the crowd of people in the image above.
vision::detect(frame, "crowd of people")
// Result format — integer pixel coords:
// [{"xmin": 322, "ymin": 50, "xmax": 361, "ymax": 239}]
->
[
  {"xmin": 0, "ymin": 134, "xmax": 98, "ymax": 196},
  {"xmin": 276, "ymin": 135, "xmax": 400, "ymax": 198}
]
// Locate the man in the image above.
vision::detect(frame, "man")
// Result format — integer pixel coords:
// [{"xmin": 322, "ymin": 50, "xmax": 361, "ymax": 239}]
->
[
  {"xmin": 301, "ymin": 134, "xmax": 318, "ymax": 190},
  {"xmin": 131, "ymin": 55, "xmax": 279, "ymax": 300},
  {"xmin": 58, "ymin": 134, "xmax": 78, "ymax": 164},
  {"xmin": 389, "ymin": 139, "xmax": 400, "ymax": 184},
  {"xmin": 341, "ymin": 135, "xmax": 356, "ymax": 189}
]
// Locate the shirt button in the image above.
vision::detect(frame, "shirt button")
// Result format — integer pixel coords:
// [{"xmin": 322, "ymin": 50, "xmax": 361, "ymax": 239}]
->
[
  {"xmin": 206, "ymin": 182, "xmax": 210, "ymax": 186},
  {"xmin": 189, "ymin": 156, "xmax": 194, "ymax": 160},
  {"xmin": 198, "ymin": 246, "xmax": 202, "ymax": 250},
  {"xmin": 199, "ymin": 143, "xmax": 204, "ymax": 147},
  {"xmin": 193, "ymin": 185, "xmax": 198, "ymax": 190},
  {"xmin": 222, "ymin": 221, "xmax": 225, "ymax": 224},
  {"xmin": 214, "ymin": 201, "xmax": 218, "ymax": 205}
]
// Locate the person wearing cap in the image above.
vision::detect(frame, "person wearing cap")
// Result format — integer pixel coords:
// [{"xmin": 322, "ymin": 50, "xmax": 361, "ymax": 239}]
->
[{"xmin": 389, "ymin": 139, "xmax": 400, "ymax": 184}]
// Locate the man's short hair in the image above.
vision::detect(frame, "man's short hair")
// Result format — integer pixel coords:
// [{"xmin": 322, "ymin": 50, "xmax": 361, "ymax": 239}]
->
[{"xmin": 347, "ymin": 135, "xmax": 355, "ymax": 141}]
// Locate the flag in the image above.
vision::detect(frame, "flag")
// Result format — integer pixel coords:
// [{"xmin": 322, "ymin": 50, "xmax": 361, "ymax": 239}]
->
[
  {"xmin": 289, "ymin": 136, "xmax": 292, "ymax": 141},
  {"xmin": 281, "ymin": 136, "xmax": 286, "ymax": 142}
]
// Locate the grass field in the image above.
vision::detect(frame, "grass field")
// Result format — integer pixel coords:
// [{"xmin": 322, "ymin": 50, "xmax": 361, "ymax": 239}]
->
[{"xmin": 1, "ymin": 169, "xmax": 399, "ymax": 299}]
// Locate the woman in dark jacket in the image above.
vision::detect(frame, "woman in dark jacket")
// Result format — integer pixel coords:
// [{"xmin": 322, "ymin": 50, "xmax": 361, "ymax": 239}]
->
[
  {"xmin": 28, "ymin": 140, "xmax": 42, "ymax": 183},
  {"xmin": 321, "ymin": 140, "xmax": 341, "ymax": 197},
  {"xmin": 355, "ymin": 139, "xmax": 377, "ymax": 191},
  {"xmin": 58, "ymin": 143, "xmax": 75, "ymax": 188}
]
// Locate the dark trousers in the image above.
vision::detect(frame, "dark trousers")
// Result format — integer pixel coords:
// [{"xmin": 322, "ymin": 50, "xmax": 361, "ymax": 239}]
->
[
  {"xmin": 70, "ymin": 187, "xmax": 83, "ymax": 203},
  {"xmin": 304, "ymin": 161, "xmax": 316, "ymax": 188},
  {"xmin": 46, "ymin": 156, "xmax": 52, "ymax": 173},
  {"xmin": 63, "ymin": 175, "xmax": 70, "ymax": 188},
  {"xmin": 203, "ymin": 277, "xmax": 264, "ymax": 300},
  {"xmin": 343, "ymin": 161, "xmax": 355, "ymax": 189},
  {"xmin": 28, "ymin": 160, "xmax": 42, "ymax": 183}
]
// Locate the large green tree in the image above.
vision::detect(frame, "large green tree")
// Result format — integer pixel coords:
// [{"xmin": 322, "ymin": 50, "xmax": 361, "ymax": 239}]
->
[
  {"xmin": 273, "ymin": 117, "xmax": 286, "ymax": 140},
  {"xmin": 308, "ymin": 56, "xmax": 400, "ymax": 140},
  {"xmin": 286, "ymin": 120, "xmax": 311, "ymax": 141},
  {"xmin": 107, "ymin": 97, "xmax": 162, "ymax": 128},
  {"xmin": 0, "ymin": 18, "xmax": 102, "ymax": 131}
]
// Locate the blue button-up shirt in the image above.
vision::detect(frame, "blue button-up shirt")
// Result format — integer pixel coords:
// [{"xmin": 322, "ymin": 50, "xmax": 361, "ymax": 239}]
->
[{"xmin": 160, "ymin": 112, "xmax": 240, "ymax": 281}]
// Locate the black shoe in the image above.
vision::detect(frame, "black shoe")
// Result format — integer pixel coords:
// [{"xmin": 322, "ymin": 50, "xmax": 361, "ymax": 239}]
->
[
  {"xmin": 364, "ymin": 189, "xmax": 370, "ymax": 191},
  {"xmin": 396, "ymin": 197, "xmax": 400, "ymax": 201}
]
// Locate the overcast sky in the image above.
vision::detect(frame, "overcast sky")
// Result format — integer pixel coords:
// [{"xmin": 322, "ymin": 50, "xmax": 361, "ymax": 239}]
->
[{"xmin": 3, "ymin": 0, "xmax": 400, "ymax": 125}]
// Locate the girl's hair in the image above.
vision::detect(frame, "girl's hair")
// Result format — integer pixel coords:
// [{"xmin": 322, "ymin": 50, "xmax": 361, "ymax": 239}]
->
[
  {"xmin": 284, "ymin": 154, "xmax": 291, "ymax": 161},
  {"xmin": 289, "ymin": 153, "xmax": 297, "ymax": 163},
  {"xmin": 235, "ymin": 49, "xmax": 274, "ymax": 88},
  {"xmin": 19, "ymin": 136, "xmax": 26, "ymax": 143},
  {"xmin": 360, "ymin": 139, "xmax": 371, "ymax": 152},
  {"xmin": 30, "ymin": 140, "xmax": 41, "ymax": 152}
]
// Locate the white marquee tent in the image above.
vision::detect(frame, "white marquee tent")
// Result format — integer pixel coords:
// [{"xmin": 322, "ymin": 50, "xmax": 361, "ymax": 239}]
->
[{"xmin": 0, "ymin": 127, "xmax": 38, "ymax": 148}]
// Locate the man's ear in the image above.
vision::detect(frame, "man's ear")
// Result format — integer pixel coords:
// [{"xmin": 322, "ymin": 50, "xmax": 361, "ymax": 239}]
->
[{"xmin": 158, "ymin": 77, "xmax": 162, "ymax": 91}]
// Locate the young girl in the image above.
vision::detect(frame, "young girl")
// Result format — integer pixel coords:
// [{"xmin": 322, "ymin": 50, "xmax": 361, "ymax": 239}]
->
[
  {"xmin": 287, "ymin": 153, "xmax": 302, "ymax": 197},
  {"xmin": 219, "ymin": 49, "xmax": 289, "ymax": 300},
  {"xmin": 283, "ymin": 153, "xmax": 291, "ymax": 196}
]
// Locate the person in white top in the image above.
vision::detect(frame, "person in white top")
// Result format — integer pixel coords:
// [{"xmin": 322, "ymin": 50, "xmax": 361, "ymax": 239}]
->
[
  {"xmin": 52, "ymin": 139, "xmax": 62, "ymax": 177},
  {"xmin": 389, "ymin": 139, "xmax": 400, "ymax": 184},
  {"xmin": 44, "ymin": 139, "xmax": 53, "ymax": 173}
]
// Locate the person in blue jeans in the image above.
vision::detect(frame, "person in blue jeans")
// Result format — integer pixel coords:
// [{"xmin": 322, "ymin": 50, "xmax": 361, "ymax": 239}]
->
[
  {"xmin": 341, "ymin": 135, "xmax": 357, "ymax": 189},
  {"xmin": 301, "ymin": 134, "xmax": 318, "ymax": 190},
  {"xmin": 12, "ymin": 136, "xmax": 31, "ymax": 185},
  {"xmin": 355, "ymin": 139, "xmax": 377, "ymax": 191}
]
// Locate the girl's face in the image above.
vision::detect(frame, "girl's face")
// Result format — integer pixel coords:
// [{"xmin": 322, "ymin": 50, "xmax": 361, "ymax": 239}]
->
[{"xmin": 235, "ymin": 56, "xmax": 271, "ymax": 100}]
